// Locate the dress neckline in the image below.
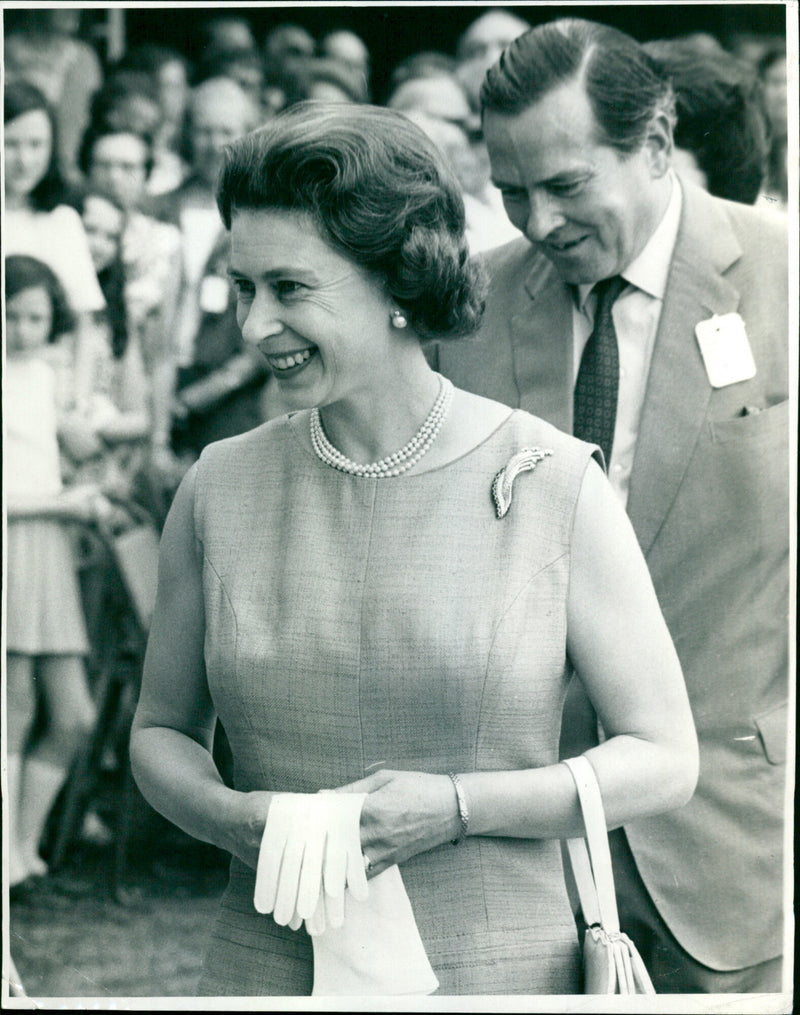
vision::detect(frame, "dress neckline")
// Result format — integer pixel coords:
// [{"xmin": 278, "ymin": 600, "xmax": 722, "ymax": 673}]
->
[{"xmin": 284, "ymin": 406, "xmax": 521, "ymax": 480}]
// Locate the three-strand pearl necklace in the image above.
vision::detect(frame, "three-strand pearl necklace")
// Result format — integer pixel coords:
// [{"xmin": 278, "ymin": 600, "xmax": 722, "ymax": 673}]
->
[{"xmin": 310, "ymin": 374, "xmax": 454, "ymax": 478}]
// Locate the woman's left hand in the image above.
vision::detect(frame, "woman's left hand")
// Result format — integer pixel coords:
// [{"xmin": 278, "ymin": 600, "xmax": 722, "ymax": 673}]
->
[{"xmin": 329, "ymin": 769, "xmax": 460, "ymax": 877}]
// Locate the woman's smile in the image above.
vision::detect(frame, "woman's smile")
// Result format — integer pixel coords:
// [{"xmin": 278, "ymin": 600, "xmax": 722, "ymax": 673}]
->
[{"xmin": 264, "ymin": 346, "xmax": 317, "ymax": 376}]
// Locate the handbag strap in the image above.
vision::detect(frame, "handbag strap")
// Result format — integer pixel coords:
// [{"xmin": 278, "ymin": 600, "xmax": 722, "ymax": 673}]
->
[{"xmin": 563, "ymin": 756, "xmax": 620, "ymax": 935}]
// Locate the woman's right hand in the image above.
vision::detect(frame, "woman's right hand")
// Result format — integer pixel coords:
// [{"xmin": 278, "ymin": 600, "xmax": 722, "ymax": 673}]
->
[
  {"xmin": 59, "ymin": 413, "xmax": 104, "ymax": 462},
  {"xmin": 57, "ymin": 483, "xmax": 106, "ymax": 522}
]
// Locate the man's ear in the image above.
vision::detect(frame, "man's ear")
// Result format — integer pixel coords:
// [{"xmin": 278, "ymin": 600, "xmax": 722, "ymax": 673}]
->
[{"xmin": 644, "ymin": 111, "xmax": 673, "ymax": 178}]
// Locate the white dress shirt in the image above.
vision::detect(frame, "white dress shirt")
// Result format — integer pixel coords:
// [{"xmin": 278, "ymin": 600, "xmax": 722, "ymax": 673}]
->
[{"xmin": 571, "ymin": 172, "xmax": 683, "ymax": 506}]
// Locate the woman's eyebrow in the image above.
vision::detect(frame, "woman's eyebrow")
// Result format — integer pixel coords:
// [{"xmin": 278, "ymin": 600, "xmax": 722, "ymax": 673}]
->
[{"xmin": 226, "ymin": 265, "xmax": 317, "ymax": 280}]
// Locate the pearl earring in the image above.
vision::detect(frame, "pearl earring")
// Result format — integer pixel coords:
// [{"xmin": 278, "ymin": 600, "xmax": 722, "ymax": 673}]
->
[{"xmin": 390, "ymin": 309, "xmax": 408, "ymax": 329}]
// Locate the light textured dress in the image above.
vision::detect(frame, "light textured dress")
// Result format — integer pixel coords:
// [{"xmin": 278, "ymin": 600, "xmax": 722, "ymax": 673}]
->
[
  {"xmin": 193, "ymin": 407, "xmax": 599, "ymax": 996},
  {"xmin": 5, "ymin": 356, "xmax": 89, "ymax": 655}
]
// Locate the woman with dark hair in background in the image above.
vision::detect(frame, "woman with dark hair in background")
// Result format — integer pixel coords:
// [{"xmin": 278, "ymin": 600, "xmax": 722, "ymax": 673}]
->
[
  {"xmin": 130, "ymin": 102, "xmax": 697, "ymax": 996},
  {"xmin": 4, "ymin": 8, "xmax": 102, "ymax": 184},
  {"xmin": 4, "ymin": 79, "xmax": 106, "ymax": 414}
]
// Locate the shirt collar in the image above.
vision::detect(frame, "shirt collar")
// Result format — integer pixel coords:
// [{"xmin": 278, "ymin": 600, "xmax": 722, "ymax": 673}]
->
[{"xmin": 573, "ymin": 170, "xmax": 683, "ymax": 309}]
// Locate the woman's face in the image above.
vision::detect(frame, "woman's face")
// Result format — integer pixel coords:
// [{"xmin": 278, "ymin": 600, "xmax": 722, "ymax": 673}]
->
[
  {"xmin": 6, "ymin": 286, "xmax": 54, "ymax": 355},
  {"xmin": 88, "ymin": 133, "xmax": 149, "ymax": 212},
  {"xmin": 228, "ymin": 209, "xmax": 404, "ymax": 411},
  {"xmin": 82, "ymin": 195, "xmax": 125, "ymax": 273},
  {"xmin": 4, "ymin": 110, "xmax": 53, "ymax": 202}
]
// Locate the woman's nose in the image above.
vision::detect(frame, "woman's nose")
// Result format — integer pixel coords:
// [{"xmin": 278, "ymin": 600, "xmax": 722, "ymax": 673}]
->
[{"xmin": 239, "ymin": 293, "xmax": 284, "ymax": 345}]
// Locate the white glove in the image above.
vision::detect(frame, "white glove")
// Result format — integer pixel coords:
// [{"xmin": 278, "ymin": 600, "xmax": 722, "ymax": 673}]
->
[
  {"xmin": 305, "ymin": 791, "xmax": 369, "ymax": 936},
  {"xmin": 253, "ymin": 792, "xmax": 368, "ymax": 935},
  {"xmin": 254, "ymin": 793, "xmax": 326, "ymax": 925}
]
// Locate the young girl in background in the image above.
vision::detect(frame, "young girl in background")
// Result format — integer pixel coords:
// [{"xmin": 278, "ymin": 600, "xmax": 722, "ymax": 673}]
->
[
  {"xmin": 70, "ymin": 186, "xmax": 152, "ymax": 501},
  {"xmin": 4, "ymin": 255, "xmax": 110, "ymax": 888},
  {"xmin": 78, "ymin": 120, "xmax": 181, "ymax": 482}
]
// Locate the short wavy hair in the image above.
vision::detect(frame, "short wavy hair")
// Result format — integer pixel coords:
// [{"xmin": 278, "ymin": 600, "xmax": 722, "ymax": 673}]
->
[
  {"xmin": 5, "ymin": 255, "xmax": 76, "ymax": 341},
  {"xmin": 216, "ymin": 102, "xmax": 486, "ymax": 340},
  {"xmin": 481, "ymin": 18, "xmax": 676, "ymax": 155}
]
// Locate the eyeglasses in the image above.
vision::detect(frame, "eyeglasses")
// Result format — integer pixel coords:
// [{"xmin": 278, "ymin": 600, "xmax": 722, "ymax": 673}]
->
[{"xmin": 92, "ymin": 159, "xmax": 146, "ymax": 175}]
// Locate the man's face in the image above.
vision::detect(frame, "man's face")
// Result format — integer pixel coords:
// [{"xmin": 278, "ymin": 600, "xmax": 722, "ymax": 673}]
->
[
  {"xmin": 484, "ymin": 77, "xmax": 670, "ymax": 285},
  {"xmin": 191, "ymin": 93, "xmax": 251, "ymax": 186}
]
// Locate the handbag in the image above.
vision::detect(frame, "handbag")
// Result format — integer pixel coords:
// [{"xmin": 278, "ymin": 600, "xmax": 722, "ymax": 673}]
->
[{"xmin": 563, "ymin": 755, "xmax": 656, "ymax": 995}]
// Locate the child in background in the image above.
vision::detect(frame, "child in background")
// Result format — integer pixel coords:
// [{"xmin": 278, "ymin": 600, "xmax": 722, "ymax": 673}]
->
[
  {"xmin": 78, "ymin": 120, "xmax": 181, "ymax": 486},
  {"xmin": 80, "ymin": 187, "xmax": 129, "ymax": 363},
  {"xmin": 71, "ymin": 187, "xmax": 152, "ymax": 503},
  {"xmin": 4, "ymin": 255, "xmax": 112, "ymax": 888}
]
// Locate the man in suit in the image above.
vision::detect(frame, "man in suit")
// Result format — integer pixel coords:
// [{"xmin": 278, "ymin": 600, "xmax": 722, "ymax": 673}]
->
[
  {"xmin": 433, "ymin": 18, "xmax": 789, "ymax": 993},
  {"xmin": 153, "ymin": 76, "xmax": 270, "ymax": 464}
]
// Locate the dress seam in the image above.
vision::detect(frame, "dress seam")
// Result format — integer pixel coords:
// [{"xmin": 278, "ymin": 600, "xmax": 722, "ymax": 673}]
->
[
  {"xmin": 202, "ymin": 548, "xmax": 268, "ymax": 789},
  {"xmin": 473, "ymin": 548, "xmax": 570, "ymax": 772},
  {"xmin": 356, "ymin": 482, "xmax": 379, "ymax": 777}
]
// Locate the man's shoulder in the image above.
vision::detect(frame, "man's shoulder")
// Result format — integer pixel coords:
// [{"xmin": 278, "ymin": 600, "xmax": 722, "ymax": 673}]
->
[
  {"xmin": 479, "ymin": 235, "xmax": 546, "ymax": 280},
  {"xmin": 149, "ymin": 177, "xmax": 206, "ymax": 225},
  {"xmin": 680, "ymin": 183, "xmax": 787, "ymax": 257},
  {"xmin": 476, "ymin": 237, "xmax": 559, "ymax": 314}
]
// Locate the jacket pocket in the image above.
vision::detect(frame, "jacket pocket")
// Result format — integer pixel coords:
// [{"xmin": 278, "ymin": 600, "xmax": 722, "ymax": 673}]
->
[
  {"xmin": 754, "ymin": 701, "xmax": 788, "ymax": 764},
  {"xmin": 709, "ymin": 398, "xmax": 788, "ymax": 443}
]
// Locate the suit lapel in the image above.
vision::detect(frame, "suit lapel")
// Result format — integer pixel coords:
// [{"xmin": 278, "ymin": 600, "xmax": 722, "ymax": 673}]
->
[
  {"xmin": 511, "ymin": 257, "xmax": 573, "ymax": 428},
  {"xmin": 627, "ymin": 184, "xmax": 743, "ymax": 555}
]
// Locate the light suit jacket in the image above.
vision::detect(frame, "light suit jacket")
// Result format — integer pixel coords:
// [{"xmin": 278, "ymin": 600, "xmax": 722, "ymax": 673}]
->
[{"xmin": 433, "ymin": 181, "xmax": 790, "ymax": 970}]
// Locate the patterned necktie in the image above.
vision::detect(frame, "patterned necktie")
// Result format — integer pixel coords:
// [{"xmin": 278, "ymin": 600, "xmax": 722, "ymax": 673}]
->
[{"xmin": 573, "ymin": 275, "xmax": 627, "ymax": 465}]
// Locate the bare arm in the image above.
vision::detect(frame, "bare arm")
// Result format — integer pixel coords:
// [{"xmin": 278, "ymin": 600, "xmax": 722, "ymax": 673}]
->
[
  {"xmin": 459, "ymin": 460, "xmax": 698, "ymax": 837},
  {"xmin": 129, "ymin": 464, "xmax": 272, "ymax": 868},
  {"xmin": 7, "ymin": 483, "xmax": 108, "ymax": 522}
]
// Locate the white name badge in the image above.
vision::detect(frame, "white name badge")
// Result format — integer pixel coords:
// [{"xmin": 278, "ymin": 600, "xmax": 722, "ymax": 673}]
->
[
  {"xmin": 199, "ymin": 275, "xmax": 230, "ymax": 315},
  {"xmin": 695, "ymin": 312, "xmax": 757, "ymax": 388}
]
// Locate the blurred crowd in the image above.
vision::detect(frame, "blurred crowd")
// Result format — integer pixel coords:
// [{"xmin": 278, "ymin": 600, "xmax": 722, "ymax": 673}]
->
[{"xmin": 3, "ymin": 8, "xmax": 790, "ymax": 892}]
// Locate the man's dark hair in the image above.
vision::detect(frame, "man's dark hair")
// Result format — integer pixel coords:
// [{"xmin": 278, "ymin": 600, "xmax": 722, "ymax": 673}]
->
[
  {"xmin": 645, "ymin": 38, "xmax": 769, "ymax": 204},
  {"xmin": 481, "ymin": 18, "xmax": 675, "ymax": 154}
]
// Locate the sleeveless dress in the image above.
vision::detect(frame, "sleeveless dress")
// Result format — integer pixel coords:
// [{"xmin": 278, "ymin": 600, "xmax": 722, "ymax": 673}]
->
[
  {"xmin": 6, "ymin": 356, "xmax": 89, "ymax": 656},
  {"xmin": 193, "ymin": 407, "xmax": 599, "ymax": 996}
]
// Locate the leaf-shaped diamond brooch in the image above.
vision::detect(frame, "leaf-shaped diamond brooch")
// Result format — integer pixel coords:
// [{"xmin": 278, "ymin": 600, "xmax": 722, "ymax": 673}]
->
[{"xmin": 491, "ymin": 447, "xmax": 553, "ymax": 519}]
